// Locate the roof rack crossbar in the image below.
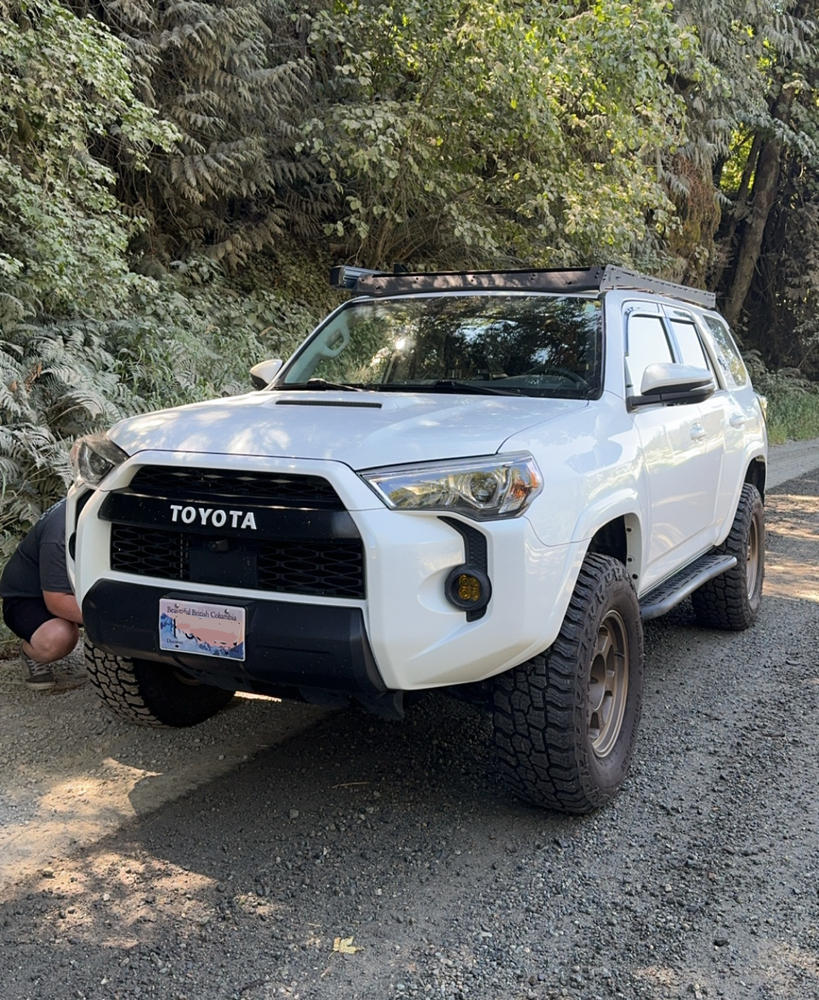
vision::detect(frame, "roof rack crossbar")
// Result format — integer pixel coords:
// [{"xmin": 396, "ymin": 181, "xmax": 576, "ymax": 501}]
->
[{"xmin": 329, "ymin": 264, "xmax": 716, "ymax": 309}]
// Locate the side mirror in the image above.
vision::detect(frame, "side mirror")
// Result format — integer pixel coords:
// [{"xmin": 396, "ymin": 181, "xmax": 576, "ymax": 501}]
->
[
  {"xmin": 249, "ymin": 359, "xmax": 283, "ymax": 390},
  {"xmin": 629, "ymin": 362, "xmax": 715, "ymax": 410}
]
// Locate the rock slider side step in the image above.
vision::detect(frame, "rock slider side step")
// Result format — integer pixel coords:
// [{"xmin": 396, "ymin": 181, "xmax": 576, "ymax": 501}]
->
[{"xmin": 639, "ymin": 554, "xmax": 738, "ymax": 621}]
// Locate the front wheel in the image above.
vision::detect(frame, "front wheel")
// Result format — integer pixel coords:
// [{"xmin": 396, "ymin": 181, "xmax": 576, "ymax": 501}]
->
[
  {"xmin": 85, "ymin": 642, "xmax": 235, "ymax": 727},
  {"xmin": 692, "ymin": 483, "xmax": 764, "ymax": 630},
  {"xmin": 491, "ymin": 554, "xmax": 644, "ymax": 813}
]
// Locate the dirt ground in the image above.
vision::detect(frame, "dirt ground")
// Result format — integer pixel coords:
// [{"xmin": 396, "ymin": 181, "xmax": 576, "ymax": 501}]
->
[{"xmin": 0, "ymin": 448, "xmax": 817, "ymax": 1000}]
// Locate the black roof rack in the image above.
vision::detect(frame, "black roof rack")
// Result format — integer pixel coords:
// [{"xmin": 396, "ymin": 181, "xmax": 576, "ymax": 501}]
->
[{"xmin": 329, "ymin": 264, "xmax": 716, "ymax": 309}]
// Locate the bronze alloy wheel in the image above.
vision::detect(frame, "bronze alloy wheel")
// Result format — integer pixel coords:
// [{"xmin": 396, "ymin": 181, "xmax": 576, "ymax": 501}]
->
[{"xmin": 588, "ymin": 610, "xmax": 629, "ymax": 758}]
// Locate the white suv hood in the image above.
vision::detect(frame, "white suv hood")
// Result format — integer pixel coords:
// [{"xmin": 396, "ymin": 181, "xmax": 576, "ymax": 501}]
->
[{"xmin": 110, "ymin": 390, "xmax": 585, "ymax": 469}]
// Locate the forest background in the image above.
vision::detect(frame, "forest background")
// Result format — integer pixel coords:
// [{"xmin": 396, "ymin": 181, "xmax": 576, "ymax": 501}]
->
[{"xmin": 0, "ymin": 0, "xmax": 817, "ymax": 558}]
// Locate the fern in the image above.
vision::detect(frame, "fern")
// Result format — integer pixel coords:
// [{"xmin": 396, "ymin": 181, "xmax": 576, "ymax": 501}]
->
[
  {"xmin": 80, "ymin": 0, "xmax": 326, "ymax": 265},
  {"xmin": 0, "ymin": 320, "xmax": 139, "ymax": 557}
]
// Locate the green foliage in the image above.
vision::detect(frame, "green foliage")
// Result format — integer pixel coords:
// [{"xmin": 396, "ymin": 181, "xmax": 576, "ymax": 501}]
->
[
  {"xmin": 764, "ymin": 384, "xmax": 819, "ymax": 446},
  {"xmin": 0, "ymin": 323, "xmax": 130, "ymax": 560},
  {"xmin": 0, "ymin": 0, "xmax": 178, "ymax": 559},
  {"xmin": 0, "ymin": 0, "xmax": 323, "ymax": 559},
  {"xmin": 104, "ymin": 263, "xmax": 319, "ymax": 410},
  {"xmin": 745, "ymin": 353, "xmax": 819, "ymax": 445},
  {"xmin": 0, "ymin": 0, "xmax": 177, "ymax": 318},
  {"xmin": 304, "ymin": 0, "xmax": 698, "ymax": 269},
  {"xmin": 79, "ymin": 0, "xmax": 326, "ymax": 264}
]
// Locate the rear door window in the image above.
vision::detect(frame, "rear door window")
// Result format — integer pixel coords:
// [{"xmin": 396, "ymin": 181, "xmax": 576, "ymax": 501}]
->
[{"xmin": 668, "ymin": 319, "xmax": 714, "ymax": 374}]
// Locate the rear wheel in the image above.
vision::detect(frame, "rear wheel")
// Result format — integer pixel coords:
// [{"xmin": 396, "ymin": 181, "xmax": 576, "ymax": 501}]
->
[
  {"xmin": 692, "ymin": 483, "xmax": 764, "ymax": 630},
  {"xmin": 85, "ymin": 641, "xmax": 235, "ymax": 727},
  {"xmin": 491, "ymin": 554, "xmax": 644, "ymax": 813}
]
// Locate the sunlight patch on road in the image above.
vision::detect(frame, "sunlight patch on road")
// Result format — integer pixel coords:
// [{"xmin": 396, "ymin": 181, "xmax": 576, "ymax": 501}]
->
[
  {"xmin": 0, "ymin": 697, "xmax": 328, "ymax": 895},
  {"xmin": 765, "ymin": 490, "xmax": 819, "ymax": 604},
  {"xmin": 28, "ymin": 851, "xmax": 219, "ymax": 950},
  {"xmin": 764, "ymin": 552, "xmax": 819, "ymax": 602}
]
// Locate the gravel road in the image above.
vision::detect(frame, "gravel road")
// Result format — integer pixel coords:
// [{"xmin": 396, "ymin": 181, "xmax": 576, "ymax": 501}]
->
[{"xmin": 0, "ymin": 446, "xmax": 817, "ymax": 1000}]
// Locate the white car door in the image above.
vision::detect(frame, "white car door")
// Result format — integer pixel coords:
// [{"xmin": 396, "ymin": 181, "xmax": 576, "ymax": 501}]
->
[
  {"xmin": 664, "ymin": 309, "xmax": 725, "ymax": 538},
  {"xmin": 625, "ymin": 303, "xmax": 721, "ymax": 591},
  {"xmin": 698, "ymin": 313, "xmax": 761, "ymax": 529}
]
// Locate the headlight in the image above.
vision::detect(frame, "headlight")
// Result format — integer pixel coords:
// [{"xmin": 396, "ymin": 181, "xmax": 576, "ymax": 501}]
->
[
  {"xmin": 361, "ymin": 453, "xmax": 542, "ymax": 520},
  {"xmin": 69, "ymin": 433, "xmax": 129, "ymax": 487}
]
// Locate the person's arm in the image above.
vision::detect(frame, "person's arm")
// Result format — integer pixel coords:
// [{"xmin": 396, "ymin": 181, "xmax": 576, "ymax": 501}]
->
[
  {"xmin": 38, "ymin": 505, "xmax": 81, "ymax": 623},
  {"xmin": 43, "ymin": 590, "xmax": 83, "ymax": 624}
]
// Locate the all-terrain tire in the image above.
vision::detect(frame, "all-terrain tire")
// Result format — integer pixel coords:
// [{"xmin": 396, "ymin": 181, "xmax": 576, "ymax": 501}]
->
[
  {"xmin": 691, "ymin": 483, "xmax": 764, "ymax": 631},
  {"xmin": 492, "ymin": 554, "xmax": 644, "ymax": 813},
  {"xmin": 85, "ymin": 641, "xmax": 235, "ymax": 727}
]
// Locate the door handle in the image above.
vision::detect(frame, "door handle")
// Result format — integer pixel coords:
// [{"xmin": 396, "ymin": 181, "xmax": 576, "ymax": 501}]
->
[
  {"xmin": 729, "ymin": 414, "xmax": 745, "ymax": 428},
  {"xmin": 690, "ymin": 423, "xmax": 706, "ymax": 441}
]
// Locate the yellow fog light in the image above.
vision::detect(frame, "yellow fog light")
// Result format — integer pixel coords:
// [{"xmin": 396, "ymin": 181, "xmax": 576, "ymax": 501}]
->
[
  {"xmin": 445, "ymin": 565, "xmax": 492, "ymax": 614},
  {"xmin": 457, "ymin": 574, "xmax": 482, "ymax": 603}
]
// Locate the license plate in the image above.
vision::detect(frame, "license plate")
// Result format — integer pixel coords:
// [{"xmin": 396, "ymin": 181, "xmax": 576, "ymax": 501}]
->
[{"xmin": 159, "ymin": 599, "xmax": 246, "ymax": 661}]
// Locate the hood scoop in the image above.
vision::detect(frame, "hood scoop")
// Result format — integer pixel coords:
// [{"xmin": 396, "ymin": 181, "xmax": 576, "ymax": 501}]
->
[{"xmin": 275, "ymin": 398, "xmax": 383, "ymax": 409}]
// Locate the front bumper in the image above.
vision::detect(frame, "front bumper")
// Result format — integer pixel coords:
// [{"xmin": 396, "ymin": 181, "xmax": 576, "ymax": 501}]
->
[{"xmin": 83, "ymin": 580, "xmax": 385, "ymax": 698}]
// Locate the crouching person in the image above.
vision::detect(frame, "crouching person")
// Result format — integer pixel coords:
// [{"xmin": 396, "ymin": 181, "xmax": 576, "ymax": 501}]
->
[{"xmin": 1, "ymin": 499, "xmax": 82, "ymax": 689}]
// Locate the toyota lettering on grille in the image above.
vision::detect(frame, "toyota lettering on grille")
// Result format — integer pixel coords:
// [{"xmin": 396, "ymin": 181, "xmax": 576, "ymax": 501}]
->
[{"xmin": 169, "ymin": 503, "xmax": 258, "ymax": 530}]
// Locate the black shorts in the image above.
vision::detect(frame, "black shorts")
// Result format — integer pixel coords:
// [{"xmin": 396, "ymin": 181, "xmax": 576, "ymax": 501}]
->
[{"xmin": 1, "ymin": 595, "xmax": 55, "ymax": 644}]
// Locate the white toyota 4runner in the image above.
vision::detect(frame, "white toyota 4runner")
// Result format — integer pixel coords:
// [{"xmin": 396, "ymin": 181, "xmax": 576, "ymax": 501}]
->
[{"xmin": 67, "ymin": 266, "xmax": 767, "ymax": 813}]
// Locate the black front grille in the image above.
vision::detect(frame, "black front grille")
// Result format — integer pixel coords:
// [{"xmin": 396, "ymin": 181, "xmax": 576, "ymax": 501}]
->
[
  {"xmin": 110, "ymin": 524, "xmax": 365, "ymax": 599},
  {"xmin": 257, "ymin": 540, "xmax": 364, "ymax": 598},
  {"xmin": 111, "ymin": 525, "xmax": 185, "ymax": 580},
  {"xmin": 127, "ymin": 467, "xmax": 344, "ymax": 509}
]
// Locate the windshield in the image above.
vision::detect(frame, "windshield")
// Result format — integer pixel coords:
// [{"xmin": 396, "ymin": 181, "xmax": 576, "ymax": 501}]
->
[{"xmin": 279, "ymin": 293, "xmax": 603, "ymax": 398}]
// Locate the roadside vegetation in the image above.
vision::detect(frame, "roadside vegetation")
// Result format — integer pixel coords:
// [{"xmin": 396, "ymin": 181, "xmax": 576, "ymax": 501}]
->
[
  {"xmin": 754, "ymin": 374, "xmax": 819, "ymax": 444},
  {"xmin": 1, "ymin": 0, "xmax": 817, "ymax": 562}
]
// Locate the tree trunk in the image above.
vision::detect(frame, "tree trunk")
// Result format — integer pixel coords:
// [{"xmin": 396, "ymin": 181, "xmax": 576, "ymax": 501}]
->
[
  {"xmin": 723, "ymin": 88, "xmax": 795, "ymax": 327},
  {"xmin": 711, "ymin": 133, "xmax": 761, "ymax": 292}
]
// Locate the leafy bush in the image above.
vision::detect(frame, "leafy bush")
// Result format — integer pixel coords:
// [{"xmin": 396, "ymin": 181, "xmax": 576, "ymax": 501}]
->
[
  {"xmin": 104, "ymin": 261, "xmax": 321, "ymax": 410},
  {"xmin": 304, "ymin": 0, "xmax": 699, "ymax": 268},
  {"xmin": 0, "ymin": 0, "xmax": 177, "ymax": 319},
  {"xmin": 0, "ymin": 324, "xmax": 132, "ymax": 562},
  {"xmin": 766, "ymin": 386, "xmax": 819, "ymax": 445},
  {"xmin": 743, "ymin": 350, "xmax": 819, "ymax": 443},
  {"xmin": 76, "ymin": 0, "xmax": 325, "ymax": 265},
  {"xmin": 750, "ymin": 372, "xmax": 819, "ymax": 445}
]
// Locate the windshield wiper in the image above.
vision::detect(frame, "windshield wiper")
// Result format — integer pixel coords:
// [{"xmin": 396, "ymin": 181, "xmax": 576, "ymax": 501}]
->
[
  {"xmin": 276, "ymin": 378, "xmax": 364, "ymax": 392},
  {"xmin": 352, "ymin": 380, "xmax": 519, "ymax": 395},
  {"xmin": 418, "ymin": 380, "xmax": 520, "ymax": 396},
  {"xmin": 277, "ymin": 378, "xmax": 520, "ymax": 396}
]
